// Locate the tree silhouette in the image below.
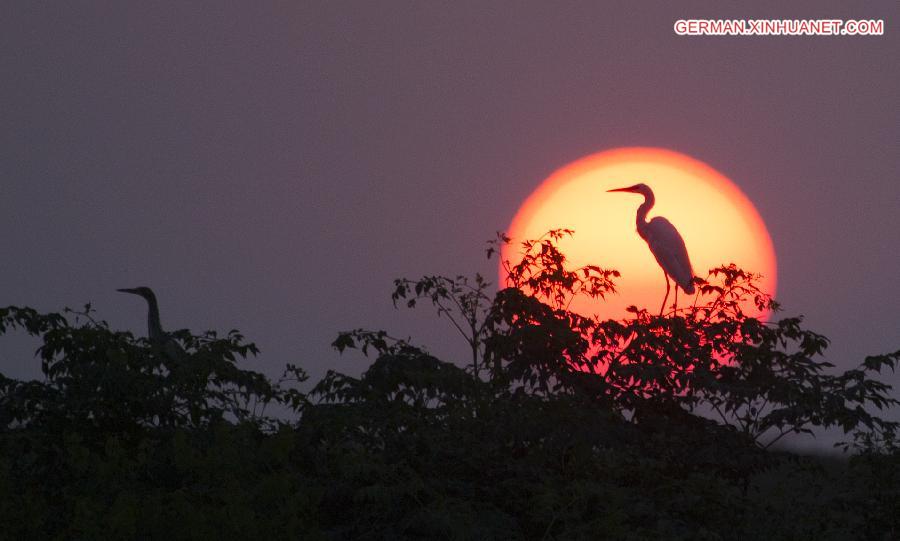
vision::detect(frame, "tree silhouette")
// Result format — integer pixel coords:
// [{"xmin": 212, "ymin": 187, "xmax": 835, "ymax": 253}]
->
[{"xmin": 0, "ymin": 231, "xmax": 898, "ymax": 539}]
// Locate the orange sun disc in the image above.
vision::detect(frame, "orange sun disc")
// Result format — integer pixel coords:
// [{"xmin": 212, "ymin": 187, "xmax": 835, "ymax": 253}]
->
[{"xmin": 501, "ymin": 147, "xmax": 777, "ymax": 321}]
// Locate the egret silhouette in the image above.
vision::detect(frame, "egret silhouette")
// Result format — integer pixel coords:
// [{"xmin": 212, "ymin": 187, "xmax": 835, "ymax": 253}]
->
[
  {"xmin": 117, "ymin": 287, "xmax": 185, "ymax": 359},
  {"xmin": 607, "ymin": 183, "xmax": 695, "ymax": 315}
]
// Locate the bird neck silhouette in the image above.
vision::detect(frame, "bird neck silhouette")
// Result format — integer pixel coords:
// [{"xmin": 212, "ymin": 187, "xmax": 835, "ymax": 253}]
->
[
  {"xmin": 117, "ymin": 287, "xmax": 165, "ymax": 342},
  {"xmin": 634, "ymin": 187, "xmax": 656, "ymax": 237},
  {"xmin": 118, "ymin": 286, "xmax": 187, "ymax": 362},
  {"xmin": 143, "ymin": 292, "xmax": 164, "ymax": 343}
]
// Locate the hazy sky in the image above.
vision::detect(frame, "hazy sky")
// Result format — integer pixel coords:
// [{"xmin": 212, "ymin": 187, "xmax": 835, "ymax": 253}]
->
[{"xmin": 3, "ymin": 2, "xmax": 898, "ymax": 438}]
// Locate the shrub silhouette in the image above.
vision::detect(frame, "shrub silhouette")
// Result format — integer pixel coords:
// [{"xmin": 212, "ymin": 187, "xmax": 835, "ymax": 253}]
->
[
  {"xmin": 0, "ymin": 230, "xmax": 898, "ymax": 539},
  {"xmin": 383, "ymin": 230, "xmax": 898, "ymax": 449}
]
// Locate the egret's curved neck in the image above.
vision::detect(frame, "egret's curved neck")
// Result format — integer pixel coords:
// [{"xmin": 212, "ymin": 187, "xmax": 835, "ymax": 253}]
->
[
  {"xmin": 144, "ymin": 295, "xmax": 163, "ymax": 342},
  {"xmin": 636, "ymin": 191, "xmax": 655, "ymax": 232}
]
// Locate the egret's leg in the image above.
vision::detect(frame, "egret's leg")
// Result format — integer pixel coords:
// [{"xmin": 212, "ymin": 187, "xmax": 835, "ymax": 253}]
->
[
  {"xmin": 660, "ymin": 270, "xmax": 670, "ymax": 316},
  {"xmin": 674, "ymin": 285, "xmax": 679, "ymax": 313}
]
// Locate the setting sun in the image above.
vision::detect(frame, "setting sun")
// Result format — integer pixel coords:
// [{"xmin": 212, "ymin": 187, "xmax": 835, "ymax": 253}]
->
[{"xmin": 501, "ymin": 147, "xmax": 777, "ymax": 320}]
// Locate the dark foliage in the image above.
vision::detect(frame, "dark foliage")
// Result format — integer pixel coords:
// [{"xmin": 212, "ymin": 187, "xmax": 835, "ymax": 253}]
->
[{"xmin": 0, "ymin": 231, "xmax": 898, "ymax": 539}]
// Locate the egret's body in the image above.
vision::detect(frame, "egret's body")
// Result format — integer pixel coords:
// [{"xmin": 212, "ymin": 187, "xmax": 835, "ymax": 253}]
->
[
  {"xmin": 608, "ymin": 183, "xmax": 695, "ymax": 314},
  {"xmin": 117, "ymin": 287, "xmax": 185, "ymax": 359}
]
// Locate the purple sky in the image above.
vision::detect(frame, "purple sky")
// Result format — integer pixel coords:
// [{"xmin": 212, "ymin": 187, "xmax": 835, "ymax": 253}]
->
[{"xmin": 2, "ymin": 3, "xmax": 898, "ymax": 442}]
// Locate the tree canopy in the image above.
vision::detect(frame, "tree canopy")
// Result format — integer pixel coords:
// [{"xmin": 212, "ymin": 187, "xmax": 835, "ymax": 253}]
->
[{"xmin": 1, "ymin": 231, "xmax": 898, "ymax": 539}]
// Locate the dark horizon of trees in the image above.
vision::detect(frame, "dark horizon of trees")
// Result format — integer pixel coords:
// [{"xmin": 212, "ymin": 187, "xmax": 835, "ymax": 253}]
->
[{"xmin": 0, "ymin": 229, "xmax": 898, "ymax": 539}]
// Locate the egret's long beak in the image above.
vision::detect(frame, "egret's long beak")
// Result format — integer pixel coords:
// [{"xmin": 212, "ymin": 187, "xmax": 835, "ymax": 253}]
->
[
  {"xmin": 117, "ymin": 288, "xmax": 138, "ymax": 294},
  {"xmin": 607, "ymin": 186, "xmax": 636, "ymax": 193}
]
